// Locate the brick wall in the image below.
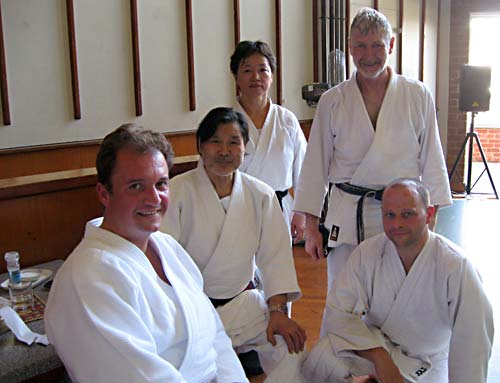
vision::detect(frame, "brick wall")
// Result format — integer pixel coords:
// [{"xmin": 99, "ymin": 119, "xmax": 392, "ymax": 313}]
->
[
  {"xmin": 447, "ymin": 1, "xmax": 500, "ymax": 188},
  {"xmin": 473, "ymin": 127, "xmax": 500, "ymax": 162}
]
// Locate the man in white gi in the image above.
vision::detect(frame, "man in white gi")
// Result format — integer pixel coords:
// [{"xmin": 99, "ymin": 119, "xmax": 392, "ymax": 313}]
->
[
  {"xmin": 293, "ymin": 7, "xmax": 452, "ymax": 324},
  {"xmin": 45, "ymin": 124, "xmax": 248, "ymax": 383},
  {"xmin": 303, "ymin": 178, "xmax": 494, "ymax": 383},
  {"xmin": 161, "ymin": 107, "xmax": 307, "ymax": 383}
]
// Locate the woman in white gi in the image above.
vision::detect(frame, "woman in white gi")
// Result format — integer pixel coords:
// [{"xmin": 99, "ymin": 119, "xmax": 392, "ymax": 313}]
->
[
  {"xmin": 45, "ymin": 124, "xmax": 248, "ymax": 383},
  {"xmin": 161, "ymin": 107, "xmax": 307, "ymax": 383},
  {"xmin": 230, "ymin": 41, "xmax": 307, "ymax": 242}
]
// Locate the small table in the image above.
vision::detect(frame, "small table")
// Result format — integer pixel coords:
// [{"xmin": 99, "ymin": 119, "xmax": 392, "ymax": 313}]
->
[{"xmin": 0, "ymin": 260, "xmax": 71, "ymax": 383}]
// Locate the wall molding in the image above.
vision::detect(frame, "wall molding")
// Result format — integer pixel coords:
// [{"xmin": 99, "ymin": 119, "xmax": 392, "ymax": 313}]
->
[
  {"xmin": 66, "ymin": 0, "xmax": 81, "ymax": 119},
  {"xmin": 130, "ymin": 0, "xmax": 142, "ymax": 116},
  {"xmin": 0, "ymin": 120, "xmax": 312, "ymax": 179},
  {"xmin": 0, "ymin": 0, "xmax": 10, "ymax": 125}
]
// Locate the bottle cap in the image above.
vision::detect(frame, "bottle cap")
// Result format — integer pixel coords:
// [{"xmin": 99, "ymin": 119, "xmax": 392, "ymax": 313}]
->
[{"xmin": 4, "ymin": 251, "xmax": 19, "ymax": 263}]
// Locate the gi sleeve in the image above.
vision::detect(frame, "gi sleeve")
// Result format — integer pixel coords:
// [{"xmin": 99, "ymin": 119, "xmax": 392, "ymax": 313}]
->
[
  {"xmin": 293, "ymin": 91, "xmax": 335, "ymax": 217},
  {"xmin": 290, "ymin": 112, "xmax": 307, "ymax": 191},
  {"xmin": 255, "ymin": 190, "xmax": 301, "ymax": 303},
  {"xmin": 447, "ymin": 258, "xmax": 494, "ymax": 383},
  {"xmin": 417, "ymin": 86, "xmax": 452, "ymax": 207},
  {"xmin": 50, "ymin": 254, "xmax": 188, "ymax": 383}
]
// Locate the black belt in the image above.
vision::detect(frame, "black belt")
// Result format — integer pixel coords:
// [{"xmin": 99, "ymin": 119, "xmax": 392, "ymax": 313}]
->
[
  {"xmin": 275, "ymin": 189, "xmax": 288, "ymax": 211},
  {"xmin": 209, "ymin": 280, "xmax": 256, "ymax": 308},
  {"xmin": 335, "ymin": 182, "xmax": 385, "ymax": 244}
]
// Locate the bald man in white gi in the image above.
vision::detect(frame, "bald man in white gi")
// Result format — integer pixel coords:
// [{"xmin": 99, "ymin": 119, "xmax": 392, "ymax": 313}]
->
[
  {"xmin": 303, "ymin": 178, "xmax": 493, "ymax": 383},
  {"xmin": 293, "ymin": 7, "xmax": 452, "ymax": 335}
]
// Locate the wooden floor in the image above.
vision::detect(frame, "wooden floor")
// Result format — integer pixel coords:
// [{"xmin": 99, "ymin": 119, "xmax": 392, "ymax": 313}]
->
[
  {"xmin": 249, "ymin": 197, "xmax": 500, "ymax": 383},
  {"xmin": 249, "ymin": 245, "xmax": 327, "ymax": 383}
]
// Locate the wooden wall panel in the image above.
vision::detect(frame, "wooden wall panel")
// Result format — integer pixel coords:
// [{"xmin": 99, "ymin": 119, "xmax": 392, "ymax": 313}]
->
[
  {"xmin": 167, "ymin": 131, "xmax": 198, "ymax": 159},
  {"xmin": 0, "ymin": 117, "xmax": 312, "ymax": 272},
  {"xmin": 0, "ymin": 185, "xmax": 101, "ymax": 272},
  {"xmin": 0, "ymin": 131, "xmax": 198, "ymax": 179},
  {"xmin": 301, "ymin": 119, "xmax": 312, "ymax": 139},
  {"xmin": 0, "ymin": 121, "xmax": 310, "ymax": 179},
  {"xmin": 0, "ymin": 144, "xmax": 101, "ymax": 179},
  {"xmin": 0, "ymin": 158, "xmax": 199, "ymax": 273}
]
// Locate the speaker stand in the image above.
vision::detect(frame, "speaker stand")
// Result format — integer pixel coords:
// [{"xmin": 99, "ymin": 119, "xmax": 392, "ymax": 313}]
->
[{"xmin": 449, "ymin": 112, "xmax": 499, "ymax": 199}]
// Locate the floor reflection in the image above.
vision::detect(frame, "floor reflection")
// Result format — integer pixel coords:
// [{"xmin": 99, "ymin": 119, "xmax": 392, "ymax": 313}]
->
[{"xmin": 436, "ymin": 198, "xmax": 500, "ymax": 382}]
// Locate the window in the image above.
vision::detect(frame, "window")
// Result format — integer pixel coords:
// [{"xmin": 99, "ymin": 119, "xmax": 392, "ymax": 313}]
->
[{"xmin": 469, "ymin": 14, "xmax": 500, "ymax": 128}]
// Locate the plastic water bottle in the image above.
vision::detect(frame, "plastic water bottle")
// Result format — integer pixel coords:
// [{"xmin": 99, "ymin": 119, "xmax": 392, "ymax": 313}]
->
[{"xmin": 4, "ymin": 251, "xmax": 21, "ymax": 285}]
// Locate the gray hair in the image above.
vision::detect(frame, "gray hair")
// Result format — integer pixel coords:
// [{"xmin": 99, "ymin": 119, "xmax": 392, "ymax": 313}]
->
[
  {"xmin": 350, "ymin": 7, "xmax": 393, "ymax": 44},
  {"xmin": 383, "ymin": 178, "xmax": 431, "ymax": 208}
]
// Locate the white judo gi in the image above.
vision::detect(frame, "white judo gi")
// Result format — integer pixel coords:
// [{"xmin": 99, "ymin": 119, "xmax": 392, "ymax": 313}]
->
[
  {"xmin": 161, "ymin": 163, "xmax": 306, "ymax": 383},
  {"xmin": 303, "ymin": 231, "xmax": 494, "ymax": 383},
  {"xmin": 235, "ymin": 99, "xmax": 307, "ymax": 228},
  {"xmin": 293, "ymin": 68, "xmax": 452, "ymax": 288},
  {"xmin": 45, "ymin": 218, "xmax": 248, "ymax": 383}
]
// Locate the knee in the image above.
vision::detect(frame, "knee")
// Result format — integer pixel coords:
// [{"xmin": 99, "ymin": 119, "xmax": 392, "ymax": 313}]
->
[{"xmin": 302, "ymin": 337, "xmax": 351, "ymax": 383}]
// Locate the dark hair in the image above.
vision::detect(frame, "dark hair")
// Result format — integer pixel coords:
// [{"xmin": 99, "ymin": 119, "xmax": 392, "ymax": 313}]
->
[
  {"xmin": 96, "ymin": 123, "xmax": 174, "ymax": 192},
  {"xmin": 196, "ymin": 107, "xmax": 249, "ymax": 152},
  {"xmin": 230, "ymin": 40, "xmax": 277, "ymax": 75}
]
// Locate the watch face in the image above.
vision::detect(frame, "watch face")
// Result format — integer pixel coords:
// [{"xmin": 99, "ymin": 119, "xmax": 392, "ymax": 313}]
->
[{"xmin": 269, "ymin": 304, "xmax": 289, "ymax": 315}]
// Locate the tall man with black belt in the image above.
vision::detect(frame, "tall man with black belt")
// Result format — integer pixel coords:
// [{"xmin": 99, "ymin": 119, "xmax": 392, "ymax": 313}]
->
[{"xmin": 293, "ymin": 7, "xmax": 451, "ymax": 334}]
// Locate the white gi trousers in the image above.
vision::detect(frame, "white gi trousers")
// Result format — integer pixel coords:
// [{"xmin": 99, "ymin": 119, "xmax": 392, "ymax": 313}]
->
[
  {"xmin": 320, "ymin": 244, "xmax": 356, "ymax": 337},
  {"xmin": 216, "ymin": 290, "xmax": 307, "ymax": 383}
]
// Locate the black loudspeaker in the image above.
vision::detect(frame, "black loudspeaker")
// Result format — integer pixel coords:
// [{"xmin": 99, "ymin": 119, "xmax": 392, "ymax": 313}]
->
[{"xmin": 459, "ymin": 65, "xmax": 491, "ymax": 112}]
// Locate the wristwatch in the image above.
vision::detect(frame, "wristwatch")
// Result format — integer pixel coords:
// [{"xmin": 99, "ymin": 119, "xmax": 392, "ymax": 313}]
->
[{"xmin": 268, "ymin": 303, "xmax": 289, "ymax": 315}]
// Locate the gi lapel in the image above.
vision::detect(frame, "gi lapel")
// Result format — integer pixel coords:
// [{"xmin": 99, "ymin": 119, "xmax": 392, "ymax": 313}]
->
[
  {"xmin": 152, "ymin": 235, "xmax": 215, "ymax": 376},
  {"xmin": 379, "ymin": 236, "xmax": 433, "ymax": 340},
  {"xmin": 350, "ymin": 70, "xmax": 420, "ymax": 187},
  {"xmin": 237, "ymin": 99, "xmax": 276, "ymax": 176},
  {"xmin": 199, "ymin": 169, "xmax": 258, "ymax": 298},
  {"xmin": 376, "ymin": 236, "xmax": 435, "ymax": 382},
  {"xmin": 192, "ymin": 163, "xmax": 227, "ymax": 272}
]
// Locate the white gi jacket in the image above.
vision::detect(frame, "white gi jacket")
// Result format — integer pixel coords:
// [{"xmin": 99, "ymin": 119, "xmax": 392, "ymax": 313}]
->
[
  {"xmin": 161, "ymin": 164, "xmax": 306, "ymax": 383},
  {"xmin": 235, "ymin": 99, "xmax": 307, "ymax": 226},
  {"xmin": 294, "ymin": 68, "xmax": 452, "ymax": 246},
  {"xmin": 162, "ymin": 162, "xmax": 301, "ymax": 303},
  {"xmin": 319, "ymin": 231, "xmax": 494, "ymax": 383},
  {"xmin": 45, "ymin": 218, "xmax": 248, "ymax": 383}
]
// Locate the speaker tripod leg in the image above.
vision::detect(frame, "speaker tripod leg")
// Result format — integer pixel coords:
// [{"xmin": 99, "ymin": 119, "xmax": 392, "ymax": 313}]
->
[
  {"xmin": 472, "ymin": 133, "xmax": 499, "ymax": 199},
  {"xmin": 465, "ymin": 131, "xmax": 474, "ymax": 195},
  {"xmin": 448, "ymin": 133, "xmax": 471, "ymax": 188}
]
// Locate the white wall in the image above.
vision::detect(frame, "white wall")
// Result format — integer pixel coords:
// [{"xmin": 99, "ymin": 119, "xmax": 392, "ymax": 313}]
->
[
  {"xmin": 402, "ymin": 0, "xmax": 421, "ymax": 81},
  {"xmin": 0, "ymin": 0, "xmax": 314, "ymax": 149},
  {"xmin": 379, "ymin": 0, "xmax": 399, "ymax": 72},
  {"xmin": 437, "ymin": 0, "xmax": 451, "ymax": 152},
  {"xmin": 423, "ymin": 0, "xmax": 438, "ymax": 98}
]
